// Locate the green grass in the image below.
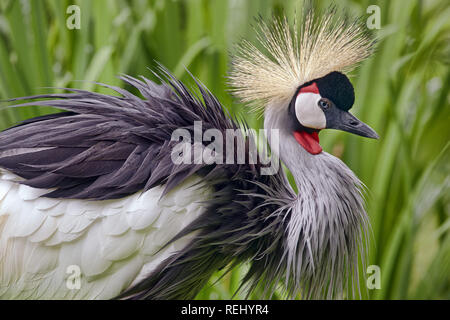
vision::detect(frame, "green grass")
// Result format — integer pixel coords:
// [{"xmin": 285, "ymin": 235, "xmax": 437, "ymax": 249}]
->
[{"xmin": 0, "ymin": 0, "xmax": 448, "ymax": 299}]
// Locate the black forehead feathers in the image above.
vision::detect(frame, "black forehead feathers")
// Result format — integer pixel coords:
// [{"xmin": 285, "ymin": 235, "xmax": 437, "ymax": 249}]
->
[{"xmin": 298, "ymin": 71, "xmax": 355, "ymax": 111}]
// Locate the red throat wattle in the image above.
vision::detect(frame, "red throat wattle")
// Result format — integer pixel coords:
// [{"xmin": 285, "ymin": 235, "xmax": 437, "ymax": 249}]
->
[{"xmin": 293, "ymin": 130, "xmax": 322, "ymax": 155}]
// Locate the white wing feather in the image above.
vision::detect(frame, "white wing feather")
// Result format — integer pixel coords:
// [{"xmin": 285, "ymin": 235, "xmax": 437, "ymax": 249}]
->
[{"xmin": 0, "ymin": 170, "xmax": 211, "ymax": 299}]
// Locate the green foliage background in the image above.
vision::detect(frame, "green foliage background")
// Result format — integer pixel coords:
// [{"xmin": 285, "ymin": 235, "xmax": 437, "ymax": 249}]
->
[{"xmin": 0, "ymin": 0, "xmax": 448, "ymax": 299}]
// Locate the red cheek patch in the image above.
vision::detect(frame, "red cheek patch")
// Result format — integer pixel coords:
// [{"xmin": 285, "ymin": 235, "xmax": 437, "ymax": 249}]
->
[{"xmin": 298, "ymin": 82, "xmax": 319, "ymax": 95}]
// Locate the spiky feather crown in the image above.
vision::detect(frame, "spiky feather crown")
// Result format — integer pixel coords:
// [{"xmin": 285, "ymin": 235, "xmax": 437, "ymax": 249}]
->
[{"xmin": 228, "ymin": 8, "xmax": 375, "ymax": 110}]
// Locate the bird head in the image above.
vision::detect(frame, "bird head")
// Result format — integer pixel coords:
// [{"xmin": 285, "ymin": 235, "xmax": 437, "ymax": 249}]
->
[
  {"xmin": 288, "ymin": 71, "xmax": 378, "ymax": 154},
  {"xmin": 229, "ymin": 8, "xmax": 378, "ymax": 155}
]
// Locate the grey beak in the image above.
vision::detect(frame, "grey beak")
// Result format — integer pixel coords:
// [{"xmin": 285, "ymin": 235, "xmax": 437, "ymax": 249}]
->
[{"xmin": 325, "ymin": 107, "xmax": 379, "ymax": 139}]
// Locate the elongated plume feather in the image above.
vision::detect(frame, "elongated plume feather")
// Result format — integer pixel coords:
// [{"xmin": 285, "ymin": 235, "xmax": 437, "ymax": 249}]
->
[{"xmin": 228, "ymin": 7, "xmax": 375, "ymax": 111}]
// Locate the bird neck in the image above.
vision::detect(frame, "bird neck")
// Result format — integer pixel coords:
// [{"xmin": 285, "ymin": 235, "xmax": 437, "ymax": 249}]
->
[{"xmin": 264, "ymin": 105, "xmax": 369, "ymax": 298}]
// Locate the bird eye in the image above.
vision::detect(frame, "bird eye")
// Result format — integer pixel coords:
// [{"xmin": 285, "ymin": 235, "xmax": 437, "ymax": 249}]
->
[{"xmin": 318, "ymin": 99, "xmax": 330, "ymax": 109}]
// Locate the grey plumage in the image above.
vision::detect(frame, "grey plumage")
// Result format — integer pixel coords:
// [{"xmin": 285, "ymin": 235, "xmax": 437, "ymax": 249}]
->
[
  {"xmin": 264, "ymin": 105, "xmax": 370, "ymax": 299},
  {"xmin": 0, "ymin": 69, "xmax": 238, "ymax": 199},
  {"xmin": 0, "ymin": 67, "xmax": 369, "ymax": 299}
]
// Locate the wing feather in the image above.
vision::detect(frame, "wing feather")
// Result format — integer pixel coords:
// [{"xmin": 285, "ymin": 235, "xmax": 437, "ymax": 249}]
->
[
  {"xmin": 0, "ymin": 172, "xmax": 211, "ymax": 299},
  {"xmin": 0, "ymin": 69, "xmax": 274, "ymax": 299}
]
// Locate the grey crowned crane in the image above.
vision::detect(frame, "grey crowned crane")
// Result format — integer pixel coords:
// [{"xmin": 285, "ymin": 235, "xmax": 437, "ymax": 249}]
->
[{"xmin": 0, "ymin": 9, "xmax": 378, "ymax": 299}]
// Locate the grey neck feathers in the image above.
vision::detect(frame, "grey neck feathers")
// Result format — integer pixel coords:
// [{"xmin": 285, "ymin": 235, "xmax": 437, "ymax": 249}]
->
[{"xmin": 264, "ymin": 104, "xmax": 370, "ymax": 299}]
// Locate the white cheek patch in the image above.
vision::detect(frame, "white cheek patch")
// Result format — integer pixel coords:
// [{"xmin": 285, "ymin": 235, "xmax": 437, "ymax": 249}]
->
[{"xmin": 295, "ymin": 92, "xmax": 326, "ymax": 129}]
